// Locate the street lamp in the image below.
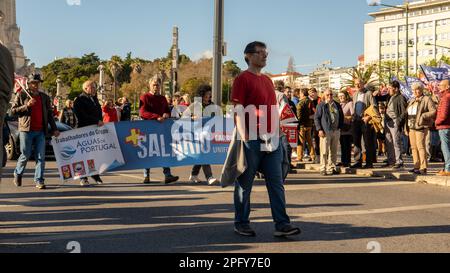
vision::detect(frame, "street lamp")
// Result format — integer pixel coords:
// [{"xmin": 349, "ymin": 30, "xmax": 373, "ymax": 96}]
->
[
  {"xmin": 369, "ymin": 0, "xmax": 411, "ymax": 76},
  {"xmin": 425, "ymin": 42, "xmax": 450, "ymax": 50}
]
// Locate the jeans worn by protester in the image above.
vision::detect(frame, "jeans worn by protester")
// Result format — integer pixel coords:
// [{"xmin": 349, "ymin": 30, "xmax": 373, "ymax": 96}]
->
[
  {"xmin": 436, "ymin": 89, "xmax": 450, "ymax": 174},
  {"xmin": 11, "ymin": 86, "xmax": 58, "ymax": 189}
]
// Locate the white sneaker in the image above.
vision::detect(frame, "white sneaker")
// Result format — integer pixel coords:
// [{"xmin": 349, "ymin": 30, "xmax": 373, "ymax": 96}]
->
[
  {"xmin": 189, "ymin": 175, "xmax": 201, "ymax": 183},
  {"xmin": 80, "ymin": 179, "xmax": 90, "ymax": 187},
  {"xmin": 207, "ymin": 177, "xmax": 219, "ymax": 185}
]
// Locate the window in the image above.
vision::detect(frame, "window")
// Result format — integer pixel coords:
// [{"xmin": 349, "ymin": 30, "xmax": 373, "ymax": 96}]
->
[
  {"xmin": 381, "ymin": 41, "xmax": 385, "ymax": 47},
  {"xmin": 386, "ymin": 41, "xmax": 391, "ymax": 46}
]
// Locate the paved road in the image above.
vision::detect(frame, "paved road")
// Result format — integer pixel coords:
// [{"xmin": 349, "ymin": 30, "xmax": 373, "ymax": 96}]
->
[{"xmin": 0, "ymin": 160, "xmax": 449, "ymax": 253}]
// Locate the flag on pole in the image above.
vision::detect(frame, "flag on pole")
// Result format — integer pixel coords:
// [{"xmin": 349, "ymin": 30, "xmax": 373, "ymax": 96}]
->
[
  {"xmin": 14, "ymin": 74, "xmax": 28, "ymax": 94},
  {"xmin": 392, "ymin": 76, "xmax": 414, "ymax": 101},
  {"xmin": 420, "ymin": 65, "xmax": 449, "ymax": 81}
]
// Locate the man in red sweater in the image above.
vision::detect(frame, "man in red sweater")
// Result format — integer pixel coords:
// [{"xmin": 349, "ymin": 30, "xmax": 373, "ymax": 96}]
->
[
  {"xmin": 436, "ymin": 79, "xmax": 450, "ymax": 176},
  {"xmin": 139, "ymin": 75, "xmax": 179, "ymax": 184}
]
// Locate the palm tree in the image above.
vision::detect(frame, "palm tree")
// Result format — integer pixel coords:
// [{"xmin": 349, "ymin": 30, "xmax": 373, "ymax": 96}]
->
[
  {"xmin": 344, "ymin": 64, "xmax": 379, "ymax": 89},
  {"xmin": 108, "ymin": 58, "xmax": 123, "ymax": 102}
]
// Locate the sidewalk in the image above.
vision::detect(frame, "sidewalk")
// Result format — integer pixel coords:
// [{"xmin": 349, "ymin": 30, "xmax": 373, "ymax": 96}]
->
[{"xmin": 292, "ymin": 153, "xmax": 449, "ymax": 187}]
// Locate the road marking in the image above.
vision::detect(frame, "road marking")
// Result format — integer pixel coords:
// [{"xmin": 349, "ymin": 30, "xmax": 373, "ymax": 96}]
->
[
  {"xmin": 298, "ymin": 203, "xmax": 450, "ymax": 218},
  {"xmin": 116, "ymin": 173, "xmax": 163, "ymax": 182}
]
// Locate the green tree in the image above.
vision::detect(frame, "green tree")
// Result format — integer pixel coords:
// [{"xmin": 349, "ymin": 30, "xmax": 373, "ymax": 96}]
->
[{"xmin": 181, "ymin": 77, "xmax": 210, "ymax": 98}]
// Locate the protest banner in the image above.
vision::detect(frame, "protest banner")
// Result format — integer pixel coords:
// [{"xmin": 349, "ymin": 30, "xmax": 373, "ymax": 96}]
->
[
  {"xmin": 113, "ymin": 117, "xmax": 234, "ymax": 171},
  {"xmin": 51, "ymin": 123, "xmax": 125, "ymax": 181},
  {"xmin": 52, "ymin": 118, "xmax": 234, "ymax": 180}
]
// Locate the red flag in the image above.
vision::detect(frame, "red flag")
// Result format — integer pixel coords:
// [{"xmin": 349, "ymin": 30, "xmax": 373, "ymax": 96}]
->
[{"xmin": 14, "ymin": 74, "xmax": 28, "ymax": 93}]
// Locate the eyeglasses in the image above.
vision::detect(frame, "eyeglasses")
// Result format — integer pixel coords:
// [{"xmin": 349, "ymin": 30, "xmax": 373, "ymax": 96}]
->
[{"xmin": 249, "ymin": 50, "xmax": 269, "ymax": 56}]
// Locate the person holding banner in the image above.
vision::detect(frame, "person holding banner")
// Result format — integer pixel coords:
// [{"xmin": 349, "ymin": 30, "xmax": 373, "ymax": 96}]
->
[
  {"xmin": 140, "ymin": 75, "xmax": 179, "ymax": 185},
  {"xmin": 231, "ymin": 41, "xmax": 300, "ymax": 238},
  {"xmin": 187, "ymin": 84, "xmax": 219, "ymax": 185},
  {"xmin": 11, "ymin": 74, "xmax": 60, "ymax": 190},
  {"xmin": 405, "ymin": 83, "xmax": 436, "ymax": 175},
  {"xmin": 0, "ymin": 42, "xmax": 14, "ymax": 181},
  {"xmin": 436, "ymin": 79, "xmax": 450, "ymax": 177},
  {"xmin": 383, "ymin": 81, "xmax": 407, "ymax": 170},
  {"xmin": 73, "ymin": 80, "xmax": 104, "ymax": 187}
]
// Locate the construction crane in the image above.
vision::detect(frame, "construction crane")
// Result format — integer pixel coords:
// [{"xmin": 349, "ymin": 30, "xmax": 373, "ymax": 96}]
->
[{"xmin": 295, "ymin": 60, "xmax": 332, "ymax": 69}]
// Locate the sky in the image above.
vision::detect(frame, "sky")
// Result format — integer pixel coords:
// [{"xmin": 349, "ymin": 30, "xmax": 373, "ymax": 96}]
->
[{"xmin": 15, "ymin": 0, "xmax": 405, "ymax": 74}]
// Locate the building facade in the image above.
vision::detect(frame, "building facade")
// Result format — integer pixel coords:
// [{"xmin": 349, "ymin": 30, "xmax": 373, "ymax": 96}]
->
[
  {"xmin": 0, "ymin": 0, "xmax": 26, "ymax": 71},
  {"xmin": 365, "ymin": 0, "xmax": 450, "ymax": 74}
]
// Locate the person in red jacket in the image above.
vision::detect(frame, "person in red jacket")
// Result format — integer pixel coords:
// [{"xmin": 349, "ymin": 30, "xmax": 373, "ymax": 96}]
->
[
  {"xmin": 140, "ymin": 75, "xmax": 179, "ymax": 184},
  {"xmin": 436, "ymin": 79, "xmax": 450, "ymax": 176},
  {"xmin": 102, "ymin": 99, "xmax": 119, "ymax": 123}
]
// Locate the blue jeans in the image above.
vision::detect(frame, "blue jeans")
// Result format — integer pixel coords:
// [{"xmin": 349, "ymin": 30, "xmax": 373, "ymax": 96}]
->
[
  {"xmin": 234, "ymin": 140, "xmax": 290, "ymax": 230},
  {"xmin": 439, "ymin": 129, "xmax": 450, "ymax": 172},
  {"xmin": 14, "ymin": 131, "xmax": 46, "ymax": 183},
  {"xmin": 144, "ymin": 168, "xmax": 172, "ymax": 178}
]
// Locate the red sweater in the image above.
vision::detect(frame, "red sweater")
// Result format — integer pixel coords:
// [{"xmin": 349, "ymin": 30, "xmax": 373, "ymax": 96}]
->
[
  {"xmin": 102, "ymin": 106, "xmax": 119, "ymax": 123},
  {"xmin": 139, "ymin": 93, "xmax": 170, "ymax": 120},
  {"xmin": 436, "ymin": 90, "xmax": 450, "ymax": 130}
]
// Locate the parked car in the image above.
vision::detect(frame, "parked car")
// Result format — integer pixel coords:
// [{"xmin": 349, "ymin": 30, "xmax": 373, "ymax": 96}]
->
[{"xmin": 5, "ymin": 114, "xmax": 72, "ymax": 161}]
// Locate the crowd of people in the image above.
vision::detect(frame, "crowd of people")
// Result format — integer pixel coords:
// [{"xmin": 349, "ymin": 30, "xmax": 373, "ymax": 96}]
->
[
  {"xmin": 2, "ymin": 39, "xmax": 450, "ymax": 238},
  {"xmin": 279, "ymin": 78, "xmax": 450, "ymax": 178}
]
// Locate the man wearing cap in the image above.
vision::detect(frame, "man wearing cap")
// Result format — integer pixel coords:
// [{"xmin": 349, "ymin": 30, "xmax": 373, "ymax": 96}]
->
[
  {"xmin": 0, "ymin": 42, "xmax": 14, "ymax": 180},
  {"xmin": 11, "ymin": 74, "xmax": 60, "ymax": 190}
]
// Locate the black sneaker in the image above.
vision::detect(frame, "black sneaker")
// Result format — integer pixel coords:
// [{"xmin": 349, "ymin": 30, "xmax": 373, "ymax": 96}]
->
[
  {"xmin": 274, "ymin": 225, "xmax": 301, "ymax": 237},
  {"xmin": 143, "ymin": 177, "xmax": 151, "ymax": 184},
  {"xmin": 351, "ymin": 163, "xmax": 362, "ymax": 169},
  {"xmin": 234, "ymin": 225, "xmax": 256, "ymax": 237},
  {"xmin": 331, "ymin": 170, "xmax": 340, "ymax": 175},
  {"xmin": 14, "ymin": 175, "xmax": 22, "ymax": 187},
  {"xmin": 363, "ymin": 164, "xmax": 374, "ymax": 169},
  {"xmin": 95, "ymin": 178, "xmax": 104, "ymax": 185},
  {"xmin": 165, "ymin": 175, "xmax": 179, "ymax": 184},
  {"xmin": 392, "ymin": 164, "xmax": 404, "ymax": 170}
]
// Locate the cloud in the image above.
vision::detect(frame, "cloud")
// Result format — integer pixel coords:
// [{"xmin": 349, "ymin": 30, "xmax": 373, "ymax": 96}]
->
[
  {"xmin": 66, "ymin": 0, "xmax": 81, "ymax": 6},
  {"xmin": 193, "ymin": 50, "xmax": 213, "ymax": 60}
]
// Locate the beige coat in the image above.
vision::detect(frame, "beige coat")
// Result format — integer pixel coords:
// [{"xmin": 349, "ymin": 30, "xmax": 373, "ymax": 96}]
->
[{"xmin": 406, "ymin": 95, "xmax": 437, "ymax": 131}]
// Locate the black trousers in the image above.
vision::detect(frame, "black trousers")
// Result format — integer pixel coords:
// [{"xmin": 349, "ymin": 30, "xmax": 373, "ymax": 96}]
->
[
  {"xmin": 191, "ymin": 165, "xmax": 213, "ymax": 179},
  {"xmin": 353, "ymin": 120, "xmax": 377, "ymax": 165},
  {"xmin": 340, "ymin": 134, "xmax": 353, "ymax": 166}
]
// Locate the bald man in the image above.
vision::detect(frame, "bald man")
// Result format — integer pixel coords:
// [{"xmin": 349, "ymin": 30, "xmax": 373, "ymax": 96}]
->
[{"xmin": 436, "ymin": 79, "xmax": 450, "ymax": 176}]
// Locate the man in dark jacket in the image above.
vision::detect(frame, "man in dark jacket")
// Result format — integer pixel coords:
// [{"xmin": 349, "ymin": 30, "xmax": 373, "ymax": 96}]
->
[
  {"xmin": 314, "ymin": 89, "xmax": 344, "ymax": 176},
  {"xmin": 0, "ymin": 42, "xmax": 14, "ymax": 180},
  {"xmin": 11, "ymin": 74, "xmax": 60, "ymax": 190},
  {"xmin": 120, "ymin": 97, "xmax": 132, "ymax": 121},
  {"xmin": 297, "ymin": 88, "xmax": 315, "ymax": 162},
  {"xmin": 384, "ymin": 81, "xmax": 407, "ymax": 169},
  {"xmin": 73, "ymin": 80, "xmax": 104, "ymax": 187}
]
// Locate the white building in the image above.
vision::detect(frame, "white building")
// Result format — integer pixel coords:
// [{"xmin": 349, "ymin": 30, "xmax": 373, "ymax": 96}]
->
[
  {"xmin": 268, "ymin": 72, "xmax": 303, "ymax": 87},
  {"xmin": 365, "ymin": 0, "xmax": 450, "ymax": 74}
]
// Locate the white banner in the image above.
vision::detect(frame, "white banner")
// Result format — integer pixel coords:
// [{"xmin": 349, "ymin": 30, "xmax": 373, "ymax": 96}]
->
[{"xmin": 51, "ymin": 123, "xmax": 125, "ymax": 181}]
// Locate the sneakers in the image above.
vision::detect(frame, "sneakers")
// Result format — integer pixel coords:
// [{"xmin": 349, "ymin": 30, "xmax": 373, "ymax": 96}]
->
[
  {"xmin": 80, "ymin": 179, "xmax": 90, "ymax": 187},
  {"xmin": 234, "ymin": 225, "xmax": 256, "ymax": 237},
  {"xmin": 207, "ymin": 177, "xmax": 219, "ymax": 186},
  {"xmin": 14, "ymin": 175, "xmax": 22, "ymax": 187},
  {"xmin": 351, "ymin": 163, "xmax": 362, "ymax": 169},
  {"xmin": 189, "ymin": 175, "xmax": 201, "ymax": 183},
  {"xmin": 35, "ymin": 182, "xmax": 46, "ymax": 190},
  {"xmin": 165, "ymin": 175, "xmax": 179, "ymax": 184},
  {"xmin": 95, "ymin": 178, "xmax": 104, "ymax": 185},
  {"xmin": 274, "ymin": 225, "xmax": 302, "ymax": 238}
]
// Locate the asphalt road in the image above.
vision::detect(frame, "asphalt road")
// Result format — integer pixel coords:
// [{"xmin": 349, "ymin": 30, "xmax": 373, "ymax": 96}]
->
[{"xmin": 0, "ymin": 160, "xmax": 449, "ymax": 253}]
